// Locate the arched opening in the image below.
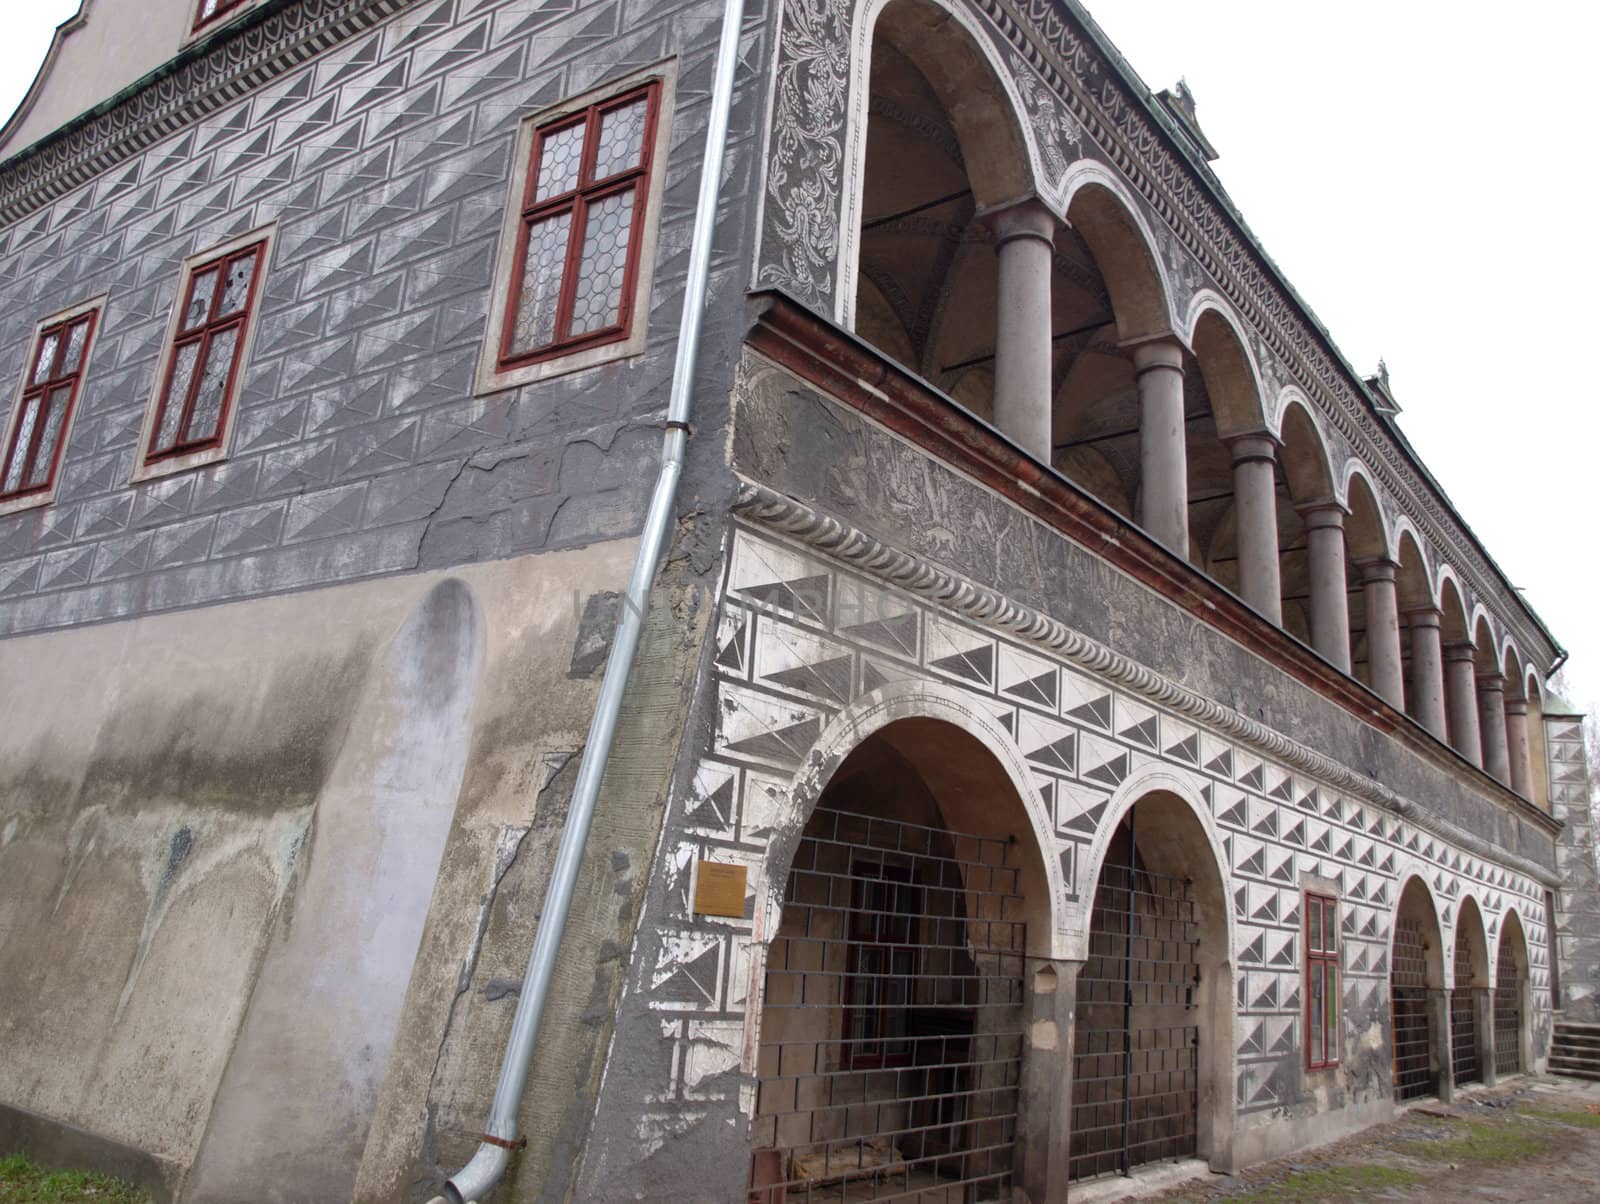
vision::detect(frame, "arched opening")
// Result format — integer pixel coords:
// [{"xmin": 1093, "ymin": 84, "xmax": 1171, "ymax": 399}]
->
[
  {"xmin": 1275, "ymin": 398, "xmax": 1337, "ymax": 645},
  {"xmin": 1525, "ymin": 673, "xmax": 1551, "ymax": 811},
  {"xmin": 749, "ymin": 718, "xmax": 1054, "ymax": 1201},
  {"xmin": 1343, "ymin": 470, "xmax": 1388, "ymax": 693},
  {"xmin": 1186, "ymin": 306, "xmax": 1270, "ymax": 602},
  {"xmin": 1069, "ymin": 791, "xmax": 1232, "ymax": 1182},
  {"xmin": 1391, "ymin": 876, "xmax": 1445, "ymax": 1102},
  {"xmin": 852, "ymin": 0, "xmax": 1032, "ymax": 407},
  {"xmin": 1049, "ymin": 182, "xmax": 1180, "ymax": 524},
  {"xmin": 1495, "ymin": 911, "xmax": 1530, "ymax": 1077},
  {"xmin": 1395, "ymin": 530, "xmax": 1431, "ymax": 724},
  {"xmin": 1451, "ymin": 898, "xmax": 1490, "ymax": 1088}
]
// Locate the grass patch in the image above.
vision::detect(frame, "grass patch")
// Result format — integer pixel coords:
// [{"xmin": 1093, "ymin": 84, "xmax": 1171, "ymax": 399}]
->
[
  {"xmin": 1519, "ymin": 1104, "xmax": 1600, "ymax": 1130},
  {"xmin": 1227, "ymin": 1163, "xmax": 1421, "ymax": 1201},
  {"xmin": 0, "ymin": 1154, "xmax": 150, "ymax": 1204},
  {"xmin": 1398, "ymin": 1117, "xmax": 1553, "ymax": 1165}
]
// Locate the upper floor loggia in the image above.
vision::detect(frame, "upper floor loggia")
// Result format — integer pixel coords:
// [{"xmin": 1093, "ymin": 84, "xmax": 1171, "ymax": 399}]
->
[{"xmin": 772, "ymin": 0, "xmax": 1562, "ymax": 812}]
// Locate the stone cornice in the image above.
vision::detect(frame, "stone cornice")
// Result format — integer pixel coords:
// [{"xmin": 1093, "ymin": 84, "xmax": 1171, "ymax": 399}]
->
[
  {"xmin": 0, "ymin": 0, "xmax": 416, "ymax": 225},
  {"xmin": 733, "ymin": 481, "xmax": 1562, "ymax": 888},
  {"xmin": 976, "ymin": 0, "xmax": 1558, "ymax": 671}
]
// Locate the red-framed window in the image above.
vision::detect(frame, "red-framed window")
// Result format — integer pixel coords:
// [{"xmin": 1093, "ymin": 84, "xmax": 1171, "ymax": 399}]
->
[
  {"xmin": 498, "ymin": 80, "xmax": 662, "ymax": 369},
  {"xmin": 842, "ymin": 863, "xmax": 920, "ymax": 1069},
  {"xmin": 144, "ymin": 240, "xmax": 265, "ymax": 466},
  {"xmin": 1306, "ymin": 892, "xmax": 1340, "ymax": 1069},
  {"xmin": 1, "ymin": 305, "xmax": 101, "ymax": 503},
  {"xmin": 193, "ymin": 0, "xmax": 251, "ymax": 32}
]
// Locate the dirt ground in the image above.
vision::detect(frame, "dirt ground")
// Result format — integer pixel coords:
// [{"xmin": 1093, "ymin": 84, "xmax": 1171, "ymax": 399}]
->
[{"xmin": 1127, "ymin": 1074, "xmax": 1600, "ymax": 1203}]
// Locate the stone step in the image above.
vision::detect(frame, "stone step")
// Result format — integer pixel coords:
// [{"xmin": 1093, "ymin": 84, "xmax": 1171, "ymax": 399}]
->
[
  {"xmin": 1548, "ymin": 1050, "xmax": 1600, "ymax": 1069},
  {"xmin": 1553, "ymin": 1036, "xmax": 1600, "ymax": 1052},
  {"xmin": 1548, "ymin": 1060, "xmax": 1600, "ymax": 1082},
  {"xmin": 1548, "ymin": 1054, "xmax": 1600, "ymax": 1074}
]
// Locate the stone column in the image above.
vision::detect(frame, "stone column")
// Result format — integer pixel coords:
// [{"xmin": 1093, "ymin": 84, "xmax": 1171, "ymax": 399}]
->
[
  {"xmin": 1506, "ymin": 697, "xmax": 1533, "ymax": 798},
  {"xmin": 1478, "ymin": 673, "xmax": 1510, "ymax": 785},
  {"xmin": 1405, "ymin": 607, "xmax": 1447, "ymax": 741},
  {"xmin": 1444, "ymin": 643, "xmax": 1483, "ymax": 767},
  {"xmin": 1226, "ymin": 432, "xmax": 1283, "ymax": 623},
  {"xmin": 1133, "ymin": 338, "xmax": 1189, "ymax": 557},
  {"xmin": 1432, "ymin": 988, "xmax": 1455, "ymax": 1103},
  {"xmin": 1476, "ymin": 987, "xmax": 1498, "ymax": 1086},
  {"xmin": 1299, "ymin": 500, "xmax": 1350, "ymax": 671},
  {"xmin": 1019, "ymin": 959, "xmax": 1079, "ymax": 1203},
  {"xmin": 1358, "ymin": 558, "xmax": 1404, "ymax": 708},
  {"xmin": 991, "ymin": 201, "xmax": 1056, "ymax": 463}
]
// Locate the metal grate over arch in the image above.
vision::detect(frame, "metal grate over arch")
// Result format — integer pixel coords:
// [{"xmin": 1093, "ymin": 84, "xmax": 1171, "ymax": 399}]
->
[{"xmin": 750, "ymin": 807, "xmax": 1026, "ymax": 1202}]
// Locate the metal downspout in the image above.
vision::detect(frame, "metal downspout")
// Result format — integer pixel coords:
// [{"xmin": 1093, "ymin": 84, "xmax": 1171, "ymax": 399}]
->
[{"xmin": 433, "ymin": 1, "xmax": 746, "ymax": 1198}]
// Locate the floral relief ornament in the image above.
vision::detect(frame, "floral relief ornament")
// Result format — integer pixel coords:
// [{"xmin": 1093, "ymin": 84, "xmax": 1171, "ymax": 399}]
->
[{"xmin": 757, "ymin": 0, "xmax": 852, "ymax": 310}]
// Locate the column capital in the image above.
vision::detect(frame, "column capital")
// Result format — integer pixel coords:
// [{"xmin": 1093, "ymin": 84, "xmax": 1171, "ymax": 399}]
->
[
  {"xmin": 985, "ymin": 197, "xmax": 1057, "ymax": 248},
  {"xmin": 1442, "ymin": 640, "xmax": 1477, "ymax": 664},
  {"xmin": 1402, "ymin": 605, "xmax": 1443, "ymax": 629},
  {"xmin": 1126, "ymin": 335, "xmax": 1186, "ymax": 375},
  {"xmin": 1476, "ymin": 671, "xmax": 1506, "ymax": 695},
  {"xmin": 1296, "ymin": 497, "xmax": 1349, "ymax": 529},
  {"xmin": 1354, "ymin": 555, "xmax": 1399, "ymax": 584},
  {"xmin": 1505, "ymin": 696, "xmax": 1530, "ymax": 717},
  {"xmin": 1224, "ymin": 428, "xmax": 1281, "ymax": 466}
]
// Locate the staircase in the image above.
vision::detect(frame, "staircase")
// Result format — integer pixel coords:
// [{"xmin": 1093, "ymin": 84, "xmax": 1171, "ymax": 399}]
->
[{"xmin": 1549, "ymin": 1020, "xmax": 1600, "ymax": 1081}]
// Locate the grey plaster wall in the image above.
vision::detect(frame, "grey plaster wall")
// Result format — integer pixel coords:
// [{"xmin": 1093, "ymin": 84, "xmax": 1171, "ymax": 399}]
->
[{"xmin": 0, "ymin": 0, "xmax": 770, "ymax": 640}]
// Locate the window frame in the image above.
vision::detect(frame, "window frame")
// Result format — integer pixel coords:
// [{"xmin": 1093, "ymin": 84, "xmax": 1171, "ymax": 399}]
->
[
  {"xmin": 191, "ymin": 0, "xmax": 254, "ymax": 35},
  {"xmin": 0, "ymin": 294, "xmax": 107, "ymax": 517},
  {"xmin": 477, "ymin": 62, "xmax": 676, "ymax": 396},
  {"xmin": 1304, "ymin": 891, "xmax": 1341, "ymax": 1070},
  {"xmin": 132, "ymin": 224, "xmax": 275, "ymax": 484}
]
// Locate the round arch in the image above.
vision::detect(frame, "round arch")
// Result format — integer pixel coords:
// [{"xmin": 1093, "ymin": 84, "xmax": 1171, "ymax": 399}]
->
[
  {"xmin": 1391, "ymin": 874, "xmax": 1445, "ymax": 1101},
  {"xmin": 1437, "ymin": 571, "xmax": 1470, "ymax": 643},
  {"xmin": 1470, "ymin": 609, "xmax": 1497, "ymax": 675},
  {"xmin": 1185, "ymin": 293, "xmax": 1266, "ymax": 437},
  {"xmin": 1071, "ymin": 765, "xmax": 1236, "ymax": 1175},
  {"xmin": 1454, "ymin": 894, "xmax": 1491, "ymax": 990},
  {"xmin": 768, "ymin": 679, "xmax": 1068, "ymax": 957},
  {"xmin": 1450, "ymin": 894, "xmax": 1492, "ymax": 1087},
  {"xmin": 1060, "ymin": 162, "xmax": 1180, "ymax": 344},
  {"xmin": 838, "ymin": 0, "xmax": 1038, "ymax": 324},
  {"xmin": 1340, "ymin": 462, "xmax": 1391, "ymax": 561},
  {"xmin": 1274, "ymin": 392, "xmax": 1337, "ymax": 503},
  {"xmin": 1394, "ymin": 525, "xmax": 1431, "ymax": 612},
  {"xmin": 1493, "ymin": 908, "xmax": 1532, "ymax": 1076}
]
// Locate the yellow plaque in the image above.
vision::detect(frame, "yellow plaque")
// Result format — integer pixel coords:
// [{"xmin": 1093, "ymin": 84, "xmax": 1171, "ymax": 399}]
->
[{"xmin": 694, "ymin": 860, "xmax": 748, "ymax": 917}]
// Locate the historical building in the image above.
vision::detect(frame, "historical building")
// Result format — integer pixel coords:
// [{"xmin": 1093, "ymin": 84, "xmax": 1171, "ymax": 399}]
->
[{"xmin": 0, "ymin": 1, "xmax": 1595, "ymax": 1202}]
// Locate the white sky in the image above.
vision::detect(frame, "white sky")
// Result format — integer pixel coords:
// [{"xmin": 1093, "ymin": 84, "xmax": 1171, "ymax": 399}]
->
[{"xmin": 1, "ymin": 1, "xmax": 1596, "ymax": 716}]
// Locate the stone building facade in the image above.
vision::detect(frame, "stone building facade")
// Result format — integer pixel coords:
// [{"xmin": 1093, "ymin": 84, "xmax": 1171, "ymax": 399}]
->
[{"xmin": 0, "ymin": 1, "xmax": 1591, "ymax": 1202}]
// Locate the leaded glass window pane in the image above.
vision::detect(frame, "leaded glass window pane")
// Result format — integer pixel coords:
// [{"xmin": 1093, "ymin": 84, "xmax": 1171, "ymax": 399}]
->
[
  {"xmin": 217, "ymin": 254, "xmax": 256, "ymax": 316},
  {"xmin": 512, "ymin": 212, "xmax": 573, "ymax": 354},
  {"xmin": 187, "ymin": 326, "xmax": 240, "ymax": 444},
  {"xmin": 62, "ymin": 320, "xmax": 89, "ymax": 373},
  {"xmin": 185, "ymin": 268, "xmax": 219, "ymax": 330},
  {"xmin": 31, "ymin": 333, "xmax": 58, "ymax": 385},
  {"xmin": 26, "ymin": 389, "xmax": 71, "ymax": 488},
  {"xmin": 569, "ymin": 188, "xmax": 634, "ymax": 336},
  {"xmin": 594, "ymin": 98, "xmax": 648, "ymax": 179},
  {"xmin": 159, "ymin": 341, "xmax": 202, "ymax": 449},
  {"xmin": 535, "ymin": 123, "xmax": 585, "ymax": 201},
  {"xmin": 4, "ymin": 397, "xmax": 40, "ymax": 493}
]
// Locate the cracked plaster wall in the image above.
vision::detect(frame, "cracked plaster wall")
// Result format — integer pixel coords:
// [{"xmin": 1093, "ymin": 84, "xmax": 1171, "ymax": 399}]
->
[{"xmin": 0, "ymin": 538, "xmax": 712, "ymax": 1204}]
